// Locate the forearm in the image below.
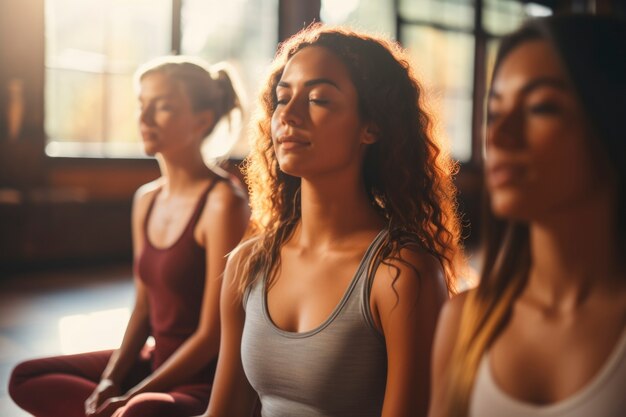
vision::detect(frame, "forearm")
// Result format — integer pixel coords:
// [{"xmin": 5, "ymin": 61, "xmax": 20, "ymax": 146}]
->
[
  {"xmin": 126, "ymin": 330, "xmax": 219, "ymax": 396},
  {"xmin": 102, "ymin": 310, "xmax": 150, "ymax": 384}
]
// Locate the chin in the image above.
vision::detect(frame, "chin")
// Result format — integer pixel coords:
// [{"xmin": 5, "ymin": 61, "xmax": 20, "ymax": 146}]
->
[
  {"xmin": 489, "ymin": 194, "xmax": 532, "ymax": 221},
  {"xmin": 142, "ymin": 143, "xmax": 158, "ymax": 156},
  {"xmin": 277, "ymin": 160, "xmax": 306, "ymax": 178}
]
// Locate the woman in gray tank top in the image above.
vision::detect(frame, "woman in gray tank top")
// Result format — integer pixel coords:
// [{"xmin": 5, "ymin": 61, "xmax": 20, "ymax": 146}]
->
[{"xmin": 196, "ymin": 24, "xmax": 464, "ymax": 417}]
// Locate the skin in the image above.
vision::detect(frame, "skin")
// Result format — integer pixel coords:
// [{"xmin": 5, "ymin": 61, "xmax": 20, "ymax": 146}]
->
[
  {"xmin": 84, "ymin": 71, "xmax": 250, "ymax": 417},
  {"xmin": 200, "ymin": 46, "xmax": 448, "ymax": 417},
  {"xmin": 429, "ymin": 40, "xmax": 626, "ymax": 416}
]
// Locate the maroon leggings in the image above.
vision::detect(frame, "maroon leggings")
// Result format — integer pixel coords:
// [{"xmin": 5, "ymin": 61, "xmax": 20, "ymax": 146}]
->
[{"xmin": 8, "ymin": 349, "xmax": 211, "ymax": 417}]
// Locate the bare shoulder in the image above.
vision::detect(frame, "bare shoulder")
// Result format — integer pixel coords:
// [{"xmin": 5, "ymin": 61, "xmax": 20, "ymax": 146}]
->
[
  {"xmin": 429, "ymin": 289, "xmax": 473, "ymax": 417},
  {"xmin": 439, "ymin": 289, "xmax": 472, "ymax": 333},
  {"xmin": 372, "ymin": 245, "xmax": 448, "ymax": 301},
  {"xmin": 221, "ymin": 236, "xmax": 261, "ymax": 304},
  {"xmin": 431, "ymin": 289, "xmax": 474, "ymax": 372},
  {"xmin": 226, "ymin": 236, "xmax": 259, "ymax": 269},
  {"xmin": 132, "ymin": 179, "xmax": 163, "ymax": 218},
  {"xmin": 205, "ymin": 175, "xmax": 249, "ymax": 214}
]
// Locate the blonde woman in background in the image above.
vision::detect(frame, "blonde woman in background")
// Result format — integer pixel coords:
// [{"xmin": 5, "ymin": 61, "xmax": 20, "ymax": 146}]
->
[{"xmin": 9, "ymin": 56, "xmax": 250, "ymax": 417}]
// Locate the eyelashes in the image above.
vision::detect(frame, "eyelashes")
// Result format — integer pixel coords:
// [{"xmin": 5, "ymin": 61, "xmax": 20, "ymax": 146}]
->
[
  {"xmin": 527, "ymin": 102, "xmax": 561, "ymax": 115},
  {"xmin": 274, "ymin": 97, "xmax": 330, "ymax": 106},
  {"xmin": 486, "ymin": 101, "xmax": 562, "ymax": 125}
]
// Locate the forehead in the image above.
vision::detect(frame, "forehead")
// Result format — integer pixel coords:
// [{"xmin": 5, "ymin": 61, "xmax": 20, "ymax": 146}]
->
[
  {"xmin": 492, "ymin": 40, "xmax": 568, "ymax": 94},
  {"xmin": 139, "ymin": 71, "xmax": 184, "ymax": 97},
  {"xmin": 279, "ymin": 46, "xmax": 354, "ymax": 87}
]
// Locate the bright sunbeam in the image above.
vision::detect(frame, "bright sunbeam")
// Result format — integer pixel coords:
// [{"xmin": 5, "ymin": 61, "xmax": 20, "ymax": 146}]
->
[
  {"xmin": 58, "ymin": 308, "xmax": 130, "ymax": 354},
  {"xmin": 321, "ymin": 0, "xmax": 360, "ymax": 24}
]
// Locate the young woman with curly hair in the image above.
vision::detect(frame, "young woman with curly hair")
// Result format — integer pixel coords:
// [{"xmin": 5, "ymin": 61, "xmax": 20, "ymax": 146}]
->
[{"xmin": 199, "ymin": 24, "xmax": 463, "ymax": 417}]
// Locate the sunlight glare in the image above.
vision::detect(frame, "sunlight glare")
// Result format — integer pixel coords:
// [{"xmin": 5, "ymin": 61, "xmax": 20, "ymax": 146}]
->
[
  {"xmin": 321, "ymin": 0, "xmax": 360, "ymax": 24},
  {"xmin": 59, "ymin": 308, "xmax": 130, "ymax": 354}
]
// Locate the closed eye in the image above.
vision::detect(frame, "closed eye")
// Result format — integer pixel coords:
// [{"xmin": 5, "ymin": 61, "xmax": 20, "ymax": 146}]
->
[{"xmin": 528, "ymin": 102, "xmax": 561, "ymax": 115}]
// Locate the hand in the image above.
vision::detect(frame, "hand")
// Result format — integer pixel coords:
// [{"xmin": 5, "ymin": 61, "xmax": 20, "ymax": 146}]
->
[
  {"xmin": 92, "ymin": 395, "xmax": 130, "ymax": 417},
  {"xmin": 85, "ymin": 379, "xmax": 120, "ymax": 416}
]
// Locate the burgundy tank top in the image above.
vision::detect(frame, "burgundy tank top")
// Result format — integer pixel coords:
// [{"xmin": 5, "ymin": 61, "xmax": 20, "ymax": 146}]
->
[{"xmin": 136, "ymin": 180, "xmax": 221, "ymax": 382}]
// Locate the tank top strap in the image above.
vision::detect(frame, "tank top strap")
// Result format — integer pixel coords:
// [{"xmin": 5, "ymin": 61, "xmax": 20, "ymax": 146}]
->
[
  {"xmin": 358, "ymin": 228, "xmax": 389, "ymax": 338},
  {"xmin": 186, "ymin": 177, "xmax": 224, "ymax": 230},
  {"xmin": 143, "ymin": 177, "xmax": 224, "ymax": 239},
  {"xmin": 359, "ymin": 228, "xmax": 389, "ymax": 290},
  {"xmin": 143, "ymin": 186, "xmax": 163, "ymax": 236}
]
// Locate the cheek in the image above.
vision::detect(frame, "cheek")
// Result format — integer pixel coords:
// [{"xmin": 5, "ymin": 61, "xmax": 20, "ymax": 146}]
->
[{"xmin": 491, "ymin": 138, "xmax": 596, "ymax": 220}]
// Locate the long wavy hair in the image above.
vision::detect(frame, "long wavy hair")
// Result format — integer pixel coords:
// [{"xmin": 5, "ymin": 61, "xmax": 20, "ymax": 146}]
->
[
  {"xmin": 444, "ymin": 14, "xmax": 626, "ymax": 416},
  {"xmin": 238, "ymin": 24, "xmax": 463, "ymax": 296}
]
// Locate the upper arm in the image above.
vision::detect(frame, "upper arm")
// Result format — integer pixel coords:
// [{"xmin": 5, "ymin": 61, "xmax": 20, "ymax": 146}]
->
[
  {"xmin": 427, "ymin": 291, "xmax": 469, "ymax": 417},
  {"xmin": 197, "ymin": 181, "xmax": 251, "ymax": 339},
  {"xmin": 130, "ymin": 182, "xmax": 160, "ymax": 309},
  {"xmin": 371, "ymin": 249, "xmax": 448, "ymax": 417},
  {"xmin": 206, "ymin": 242, "xmax": 258, "ymax": 417}
]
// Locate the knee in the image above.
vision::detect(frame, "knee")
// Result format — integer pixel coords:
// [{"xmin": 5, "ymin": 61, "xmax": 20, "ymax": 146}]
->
[
  {"xmin": 116, "ymin": 393, "xmax": 177, "ymax": 417},
  {"xmin": 8, "ymin": 359, "xmax": 35, "ymax": 401}
]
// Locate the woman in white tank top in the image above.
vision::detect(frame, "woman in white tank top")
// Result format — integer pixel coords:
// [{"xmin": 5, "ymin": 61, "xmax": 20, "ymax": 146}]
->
[{"xmin": 428, "ymin": 15, "xmax": 626, "ymax": 417}]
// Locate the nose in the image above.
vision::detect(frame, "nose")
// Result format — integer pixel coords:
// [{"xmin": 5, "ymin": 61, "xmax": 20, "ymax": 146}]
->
[
  {"xmin": 277, "ymin": 96, "xmax": 304, "ymax": 127},
  {"xmin": 487, "ymin": 107, "xmax": 524, "ymax": 150},
  {"xmin": 138, "ymin": 105, "xmax": 154, "ymax": 126}
]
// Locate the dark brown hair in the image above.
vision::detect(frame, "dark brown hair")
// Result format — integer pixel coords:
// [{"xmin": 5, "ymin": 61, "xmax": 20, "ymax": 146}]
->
[
  {"xmin": 239, "ymin": 24, "xmax": 463, "ymax": 296},
  {"xmin": 445, "ymin": 14, "xmax": 626, "ymax": 416}
]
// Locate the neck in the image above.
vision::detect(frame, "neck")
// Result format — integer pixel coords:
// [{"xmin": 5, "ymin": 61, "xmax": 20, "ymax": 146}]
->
[
  {"xmin": 527, "ymin": 190, "xmax": 621, "ymax": 309},
  {"xmin": 157, "ymin": 147, "xmax": 211, "ymax": 194},
  {"xmin": 295, "ymin": 172, "xmax": 384, "ymax": 250}
]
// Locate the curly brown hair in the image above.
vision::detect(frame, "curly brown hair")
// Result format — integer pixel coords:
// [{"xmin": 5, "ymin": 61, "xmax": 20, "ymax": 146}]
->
[{"xmin": 239, "ymin": 24, "xmax": 462, "ymax": 295}]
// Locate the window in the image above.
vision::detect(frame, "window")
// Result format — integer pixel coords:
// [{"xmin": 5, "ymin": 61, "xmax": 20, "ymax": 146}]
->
[
  {"xmin": 44, "ymin": 0, "xmax": 278, "ymax": 158},
  {"xmin": 321, "ymin": 0, "xmax": 551, "ymax": 163}
]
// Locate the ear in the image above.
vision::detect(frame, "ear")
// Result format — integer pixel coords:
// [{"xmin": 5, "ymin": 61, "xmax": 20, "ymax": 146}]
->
[
  {"xmin": 194, "ymin": 110, "xmax": 215, "ymax": 137},
  {"xmin": 361, "ymin": 123, "xmax": 379, "ymax": 145}
]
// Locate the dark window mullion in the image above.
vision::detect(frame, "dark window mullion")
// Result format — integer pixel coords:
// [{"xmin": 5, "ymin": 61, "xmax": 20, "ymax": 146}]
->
[
  {"xmin": 171, "ymin": 0, "xmax": 182, "ymax": 54},
  {"xmin": 471, "ymin": 0, "xmax": 486, "ymax": 167}
]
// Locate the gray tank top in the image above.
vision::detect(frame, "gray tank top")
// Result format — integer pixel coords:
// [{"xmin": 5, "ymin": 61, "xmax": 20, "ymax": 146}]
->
[{"xmin": 241, "ymin": 230, "xmax": 388, "ymax": 417}]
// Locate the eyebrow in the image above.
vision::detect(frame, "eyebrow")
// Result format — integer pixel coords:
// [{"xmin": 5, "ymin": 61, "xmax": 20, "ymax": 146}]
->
[
  {"xmin": 138, "ymin": 93, "xmax": 178, "ymax": 104},
  {"xmin": 489, "ymin": 77, "xmax": 569, "ymax": 100},
  {"xmin": 277, "ymin": 78, "xmax": 341, "ymax": 91}
]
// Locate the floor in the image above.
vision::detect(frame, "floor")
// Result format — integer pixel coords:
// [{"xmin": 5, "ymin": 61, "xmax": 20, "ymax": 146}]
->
[{"xmin": 0, "ymin": 263, "xmax": 135, "ymax": 417}]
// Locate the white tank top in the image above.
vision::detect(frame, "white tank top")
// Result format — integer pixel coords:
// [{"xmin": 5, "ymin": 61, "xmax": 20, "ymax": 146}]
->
[{"xmin": 469, "ymin": 329, "xmax": 626, "ymax": 417}]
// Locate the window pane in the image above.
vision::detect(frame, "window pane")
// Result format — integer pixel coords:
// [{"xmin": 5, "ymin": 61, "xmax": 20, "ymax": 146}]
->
[
  {"xmin": 399, "ymin": 0, "xmax": 474, "ymax": 30},
  {"xmin": 45, "ymin": 0, "xmax": 106, "ymax": 66},
  {"xmin": 320, "ymin": 0, "xmax": 395, "ymax": 39},
  {"xmin": 483, "ymin": 0, "xmax": 552, "ymax": 36},
  {"xmin": 45, "ymin": 68, "xmax": 104, "ymax": 143},
  {"xmin": 483, "ymin": 0, "xmax": 526, "ymax": 36},
  {"xmin": 45, "ymin": 0, "xmax": 171, "ymax": 156},
  {"xmin": 402, "ymin": 26, "xmax": 474, "ymax": 162},
  {"xmin": 107, "ymin": 74, "xmax": 141, "ymax": 147},
  {"xmin": 107, "ymin": 0, "xmax": 173, "ymax": 73},
  {"xmin": 181, "ymin": 0, "xmax": 278, "ymax": 159}
]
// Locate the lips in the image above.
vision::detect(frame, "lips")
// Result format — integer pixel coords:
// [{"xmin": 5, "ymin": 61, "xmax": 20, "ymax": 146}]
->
[
  {"xmin": 140, "ymin": 129, "xmax": 158, "ymax": 142},
  {"xmin": 487, "ymin": 162, "xmax": 526, "ymax": 187},
  {"xmin": 277, "ymin": 134, "xmax": 310, "ymax": 150}
]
